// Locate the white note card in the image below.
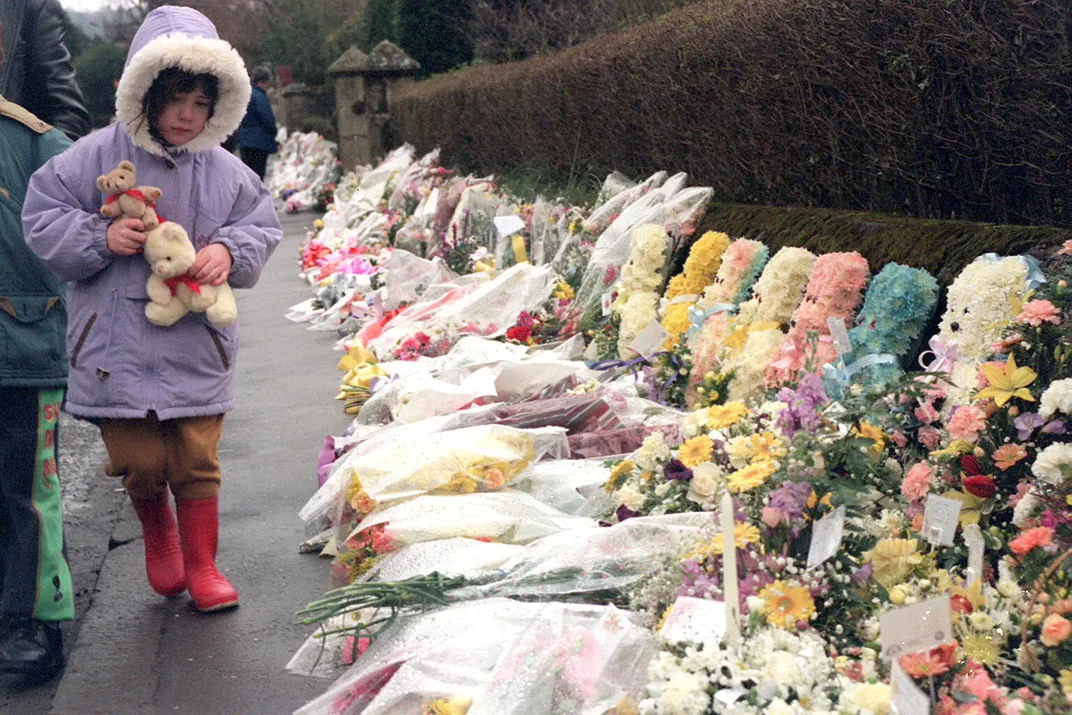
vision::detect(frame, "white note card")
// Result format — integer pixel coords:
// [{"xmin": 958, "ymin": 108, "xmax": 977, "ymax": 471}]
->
[
  {"xmin": 922, "ymin": 494, "xmax": 962, "ymax": 546},
  {"xmin": 880, "ymin": 594, "xmax": 953, "ymax": 661},
  {"xmin": 493, "ymin": 215, "xmax": 526, "ymax": 238},
  {"xmin": 659, "ymin": 596, "xmax": 727, "ymax": 646},
  {"xmin": 807, "ymin": 505, "xmax": 845, "ymax": 568},
  {"xmin": 601, "ymin": 290, "xmax": 614, "ymax": 316},
  {"xmin": 891, "ymin": 660, "xmax": 931, "ymax": 715},
  {"xmin": 629, "ymin": 321, "xmax": 670, "ymax": 359},
  {"xmin": 826, "ymin": 317, "xmax": 853, "ymax": 356}
]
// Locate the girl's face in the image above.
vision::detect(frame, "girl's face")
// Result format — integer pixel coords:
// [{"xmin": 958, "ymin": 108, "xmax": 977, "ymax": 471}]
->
[{"xmin": 156, "ymin": 88, "xmax": 212, "ymax": 146}]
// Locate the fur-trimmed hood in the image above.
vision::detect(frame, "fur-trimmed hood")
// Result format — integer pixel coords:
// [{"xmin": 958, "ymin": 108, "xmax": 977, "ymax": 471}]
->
[{"xmin": 115, "ymin": 6, "xmax": 250, "ymax": 157}]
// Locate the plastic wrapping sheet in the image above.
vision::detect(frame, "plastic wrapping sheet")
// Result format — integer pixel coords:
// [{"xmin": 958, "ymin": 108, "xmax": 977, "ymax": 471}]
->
[
  {"xmin": 380, "ymin": 251, "xmax": 458, "ymax": 310},
  {"xmin": 478, "ymin": 513, "xmax": 714, "ymax": 599},
  {"xmin": 567, "ymin": 424, "xmax": 680, "ymax": 460},
  {"xmin": 387, "ymin": 148, "xmax": 440, "ymax": 212},
  {"xmin": 444, "ymin": 184, "xmax": 499, "ymax": 252},
  {"xmin": 367, "ymin": 263, "xmax": 557, "ymax": 359},
  {"xmin": 582, "ymin": 171, "xmax": 667, "ymax": 238},
  {"xmin": 337, "ymin": 146, "xmax": 416, "ymax": 227},
  {"xmin": 362, "ymin": 538, "xmax": 524, "ymax": 583},
  {"xmin": 349, "ymin": 491, "xmax": 597, "ymax": 547},
  {"xmin": 266, "ymin": 130, "xmax": 340, "ymax": 207},
  {"xmin": 294, "ymin": 599, "xmax": 655, "ymax": 715},
  {"xmin": 596, "ymin": 170, "xmax": 638, "ymax": 205},
  {"xmin": 574, "ymin": 182, "xmax": 712, "ymax": 323},
  {"xmin": 510, "ymin": 458, "xmax": 611, "ymax": 515},
  {"xmin": 339, "ymin": 425, "xmax": 571, "ymax": 518}
]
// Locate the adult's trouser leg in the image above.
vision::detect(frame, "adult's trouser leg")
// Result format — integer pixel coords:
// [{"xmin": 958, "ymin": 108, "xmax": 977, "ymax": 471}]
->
[{"xmin": 0, "ymin": 388, "xmax": 74, "ymax": 622}]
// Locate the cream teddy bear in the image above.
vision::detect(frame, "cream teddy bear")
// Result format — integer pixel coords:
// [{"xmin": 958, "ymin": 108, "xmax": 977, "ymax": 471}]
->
[
  {"xmin": 934, "ymin": 255, "xmax": 1030, "ymax": 406},
  {"xmin": 143, "ymin": 222, "xmax": 237, "ymax": 328}
]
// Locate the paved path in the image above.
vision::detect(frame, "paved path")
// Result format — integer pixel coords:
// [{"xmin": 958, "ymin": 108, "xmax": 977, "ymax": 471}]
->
[{"xmin": 2, "ymin": 211, "xmax": 348, "ymax": 714}]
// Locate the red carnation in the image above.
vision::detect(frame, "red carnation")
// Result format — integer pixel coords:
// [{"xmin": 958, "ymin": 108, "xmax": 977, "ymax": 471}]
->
[
  {"xmin": 960, "ymin": 455, "xmax": 983, "ymax": 476},
  {"xmin": 962, "ymin": 475, "xmax": 997, "ymax": 499},
  {"xmin": 506, "ymin": 325, "xmax": 532, "ymax": 343}
]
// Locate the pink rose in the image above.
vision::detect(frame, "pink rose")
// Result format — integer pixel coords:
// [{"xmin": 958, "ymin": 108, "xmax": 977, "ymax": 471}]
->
[
  {"xmin": 948, "ymin": 404, "xmax": 987, "ymax": 443},
  {"xmin": 918, "ymin": 426, "xmax": 942, "ymax": 449},
  {"xmin": 915, "ymin": 401, "xmax": 940, "ymax": 424},
  {"xmin": 1041, "ymin": 613, "xmax": 1071, "ymax": 646},
  {"xmin": 1059, "ymin": 239, "xmax": 1072, "ymax": 257},
  {"xmin": 892, "ymin": 430, "xmax": 908, "ymax": 448},
  {"xmin": 761, "ymin": 507, "xmax": 789, "ymax": 528},
  {"xmin": 901, "ymin": 462, "xmax": 935, "ymax": 502},
  {"xmin": 1016, "ymin": 299, "xmax": 1062, "ymax": 327}
]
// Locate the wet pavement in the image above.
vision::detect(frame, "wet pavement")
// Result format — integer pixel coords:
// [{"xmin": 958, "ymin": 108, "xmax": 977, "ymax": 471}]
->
[{"xmin": 2, "ymin": 210, "xmax": 349, "ymax": 714}]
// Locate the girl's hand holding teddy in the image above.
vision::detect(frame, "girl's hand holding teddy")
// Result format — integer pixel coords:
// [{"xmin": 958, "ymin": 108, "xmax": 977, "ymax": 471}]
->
[
  {"xmin": 106, "ymin": 216, "xmax": 148, "ymax": 256},
  {"xmin": 106, "ymin": 216, "xmax": 232, "ymax": 288},
  {"xmin": 188, "ymin": 243, "xmax": 232, "ymax": 287}
]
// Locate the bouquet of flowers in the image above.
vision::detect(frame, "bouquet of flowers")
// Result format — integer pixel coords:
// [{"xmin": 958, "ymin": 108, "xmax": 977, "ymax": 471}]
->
[
  {"xmin": 719, "ymin": 246, "xmax": 816, "ymax": 404},
  {"xmin": 765, "ymin": 252, "xmax": 870, "ymax": 388}
]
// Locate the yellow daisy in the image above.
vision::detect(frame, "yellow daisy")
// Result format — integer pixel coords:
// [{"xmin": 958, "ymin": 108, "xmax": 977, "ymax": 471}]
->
[
  {"xmin": 758, "ymin": 580, "xmax": 816, "ymax": 628},
  {"xmin": 727, "ymin": 460, "xmax": 775, "ymax": 493},
  {"xmin": 706, "ymin": 401, "xmax": 750, "ymax": 429},
  {"xmin": 678, "ymin": 435, "xmax": 715, "ymax": 468}
]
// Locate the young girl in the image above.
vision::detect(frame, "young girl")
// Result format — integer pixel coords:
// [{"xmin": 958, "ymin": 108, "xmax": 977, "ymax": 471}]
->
[{"xmin": 23, "ymin": 6, "xmax": 281, "ymax": 613}]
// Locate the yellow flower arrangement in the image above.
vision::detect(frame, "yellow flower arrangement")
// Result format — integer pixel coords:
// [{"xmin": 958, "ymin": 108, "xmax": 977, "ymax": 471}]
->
[
  {"xmin": 422, "ymin": 697, "xmax": 472, "ymax": 715},
  {"xmin": 758, "ymin": 580, "xmax": 816, "ymax": 628},
  {"xmin": 853, "ymin": 421, "xmax": 886, "ymax": 454},
  {"xmin": 705, "ymin": 401, "xmax": 750, "ymax": 430},
  {"xmin": 440, "ymin": 474, "xmax": 480, "ymax": 494},
  {"xmin": 678, "ymin": 435, "xmax": 715, "ymax": 468},
  {"xmin": 604, "ymin": 459, "xmax": 636, "ymax": 493},
  {"xmin": 553, "ymin": 281, "xmax": 575, "ymax": 301},
  {"xmin": 726, "ymin": 432, "xmax": 785, "ymax": 467},
  {"xmin": 1060, "ymin": 669, "xmax": 1072, "ymax": 698},
  {"xmin": 974, "ymin": 353, "xmax": 1037, "ymax": 407},
  {"xmin": 660, "ymin": 231, "xmax": 731, "ymax": 347},
  {"xmin": 864, "ymin": 538, "xmax": 926, "ymax": 588},
  {"xmin": 727, "ymin": 460, "xmax": 775, "ymax": 493},
  {"xmin": 962, "ymin": 633, "xmax": 1001, "ymax": 665},
  {"xmin": 687, "ymin": 522, "xmax": 761, "ymax": 559}
]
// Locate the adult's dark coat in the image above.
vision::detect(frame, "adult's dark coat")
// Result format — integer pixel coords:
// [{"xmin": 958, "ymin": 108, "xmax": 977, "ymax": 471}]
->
[{"xmin": 0, "ymin": 0, "xmax": 90, "ymax": 140}]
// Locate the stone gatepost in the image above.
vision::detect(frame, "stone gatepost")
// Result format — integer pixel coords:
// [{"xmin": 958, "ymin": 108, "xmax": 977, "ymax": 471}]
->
[{"xmin": 329, "ymin": 40, "xmax": 420, "ymax": 170}]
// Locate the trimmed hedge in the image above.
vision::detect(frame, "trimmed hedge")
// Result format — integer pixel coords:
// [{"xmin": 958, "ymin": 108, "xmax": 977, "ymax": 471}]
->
[
  {"xmin": 695, "ymin": 204, "xmax": 1072, "ymax": 287},
  {"xmin": 393, "ymin": 0, "xmax": 1071, "ymax": 228}
]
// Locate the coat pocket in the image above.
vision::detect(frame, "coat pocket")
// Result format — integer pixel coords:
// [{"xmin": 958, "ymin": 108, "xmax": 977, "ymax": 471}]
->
[{"xmin": 0, "ymin": 295, "xmax": 66, "ymax": 375}]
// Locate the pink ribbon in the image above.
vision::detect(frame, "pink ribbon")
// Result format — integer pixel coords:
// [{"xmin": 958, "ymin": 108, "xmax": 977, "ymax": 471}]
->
[{"xmin": 918, "ymin": 335, "xmax": 958, "ymax": 374}]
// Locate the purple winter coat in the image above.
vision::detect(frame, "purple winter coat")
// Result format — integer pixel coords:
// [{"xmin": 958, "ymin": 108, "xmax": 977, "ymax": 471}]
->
[{"xmin": 22, "ymin": 6, "xmax": 280, "ymax": 421}]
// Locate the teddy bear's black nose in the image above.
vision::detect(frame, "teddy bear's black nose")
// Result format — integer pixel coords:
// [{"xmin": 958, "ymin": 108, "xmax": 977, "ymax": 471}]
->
[{"xmin": 950, "ymin": 322, "xmax": 959, "ymax": 332}]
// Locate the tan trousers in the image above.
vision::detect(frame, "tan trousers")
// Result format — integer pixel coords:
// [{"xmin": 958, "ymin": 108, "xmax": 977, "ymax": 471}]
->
[{"xmin": 99, "ymin": 414, "xmax": 224, "ymax": 501}]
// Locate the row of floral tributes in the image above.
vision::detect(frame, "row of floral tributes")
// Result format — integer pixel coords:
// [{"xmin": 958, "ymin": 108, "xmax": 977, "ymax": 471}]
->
[{"xmin": 265, "ymin": 136, "xmax": 1072, "ymax": 715}]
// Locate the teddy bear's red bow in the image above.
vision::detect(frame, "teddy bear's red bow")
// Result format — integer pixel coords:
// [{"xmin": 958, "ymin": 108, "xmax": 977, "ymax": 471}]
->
[{"xmin": 163, "ymin": 276, "xmax": 202, "ymax": 296}]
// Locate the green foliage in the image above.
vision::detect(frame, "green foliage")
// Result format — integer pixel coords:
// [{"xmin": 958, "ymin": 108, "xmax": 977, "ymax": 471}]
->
[
  {"xmin": 324, "ymin": 0, "xmax": 400, "ymax": 67},
  {"xmin": 495, "ymin": 162, "xmax": 601, "ymax": 208},
  {"xmin": 397, "ymin": 0, "xmax": 474, "ymax": 76},
  {"xmin": 73, "ymin": 42, "xmax": 127, "ymax": 127},
  {"xmin": 260, "ymin": 0, "xmax": 335, "ymax": 86}
]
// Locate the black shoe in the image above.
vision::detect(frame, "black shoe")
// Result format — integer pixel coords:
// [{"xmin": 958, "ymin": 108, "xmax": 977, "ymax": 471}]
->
[{"xmin": 0, "ymin": 618, "xmax": 64, "ymax": 679}]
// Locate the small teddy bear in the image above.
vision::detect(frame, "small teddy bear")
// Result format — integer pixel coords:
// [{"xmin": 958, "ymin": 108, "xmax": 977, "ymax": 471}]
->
[
  {"xmin": 143, "ymin": 222, "xmax": 237, "ymax": 328},
  {"xmin": 98, "ymin": 160, "xmax": 162, "ymax": 231}
]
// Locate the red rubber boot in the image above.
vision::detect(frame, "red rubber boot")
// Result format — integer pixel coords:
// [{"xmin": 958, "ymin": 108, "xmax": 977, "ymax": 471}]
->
[
  {"xmin": 175, "ymin": 497, "xmax": 239, "ymax": 612},
  {"xmin": 129, "ymin": 492, "xmax": 186, "ymax": 597}
]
